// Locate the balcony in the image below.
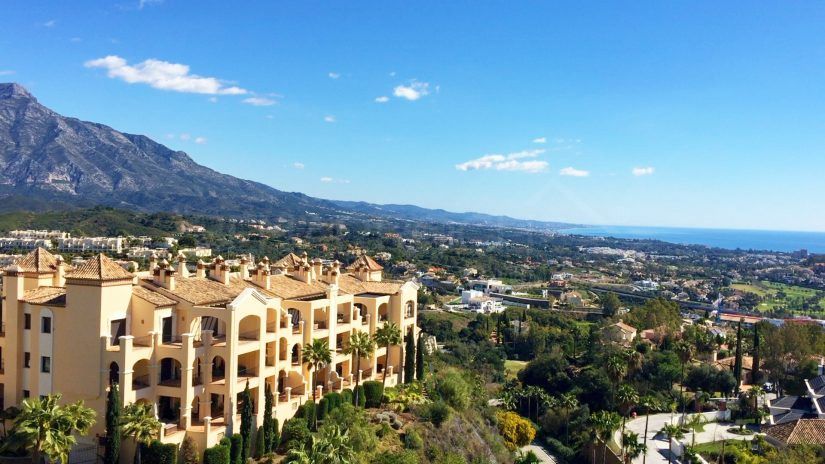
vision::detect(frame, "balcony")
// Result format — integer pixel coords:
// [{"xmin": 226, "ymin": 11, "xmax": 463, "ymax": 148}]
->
[
  {"xmin": 266, "ymin": 322, "xmax": 278, "ymax": 333},
  {"xmin": 132, "ymin": 335, "xmax": 153, "ymax": 347},
  {"xmin": 238, "ymin": 330, "xmax": 259, "ymax": 342},
  {"xmin": 237, "ymin": 366, "xmax": 256, "ymax": 382},
  {"xmin": 0, "ymin": 322, "xmax": 5, "ymax": 337},
  {"xmin": 132, "ymin": 374, "xmax": 150, "ymax": 390},
  {"xmin": 314, "ymin": 321, "xmax": 328, "ymax": 331},
  {"xmin": 158, "ymin": 376, "xmax": 181, "ymax": 388}
]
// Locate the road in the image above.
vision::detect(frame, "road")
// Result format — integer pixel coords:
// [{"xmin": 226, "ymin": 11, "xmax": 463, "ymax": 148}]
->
[
  {"xmin": 615, "ymin": 413, "xmax": 751, "ymax": 464},
  {"xmin": 520, "ymin": 442, "xmax": 559, "ymax": 464}
]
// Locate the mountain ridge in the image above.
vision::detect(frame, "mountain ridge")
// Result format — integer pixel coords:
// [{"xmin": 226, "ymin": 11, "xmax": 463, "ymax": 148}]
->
[{"xmin": 0, "ymin": 82, "xmax": 574, "ymax": 230}]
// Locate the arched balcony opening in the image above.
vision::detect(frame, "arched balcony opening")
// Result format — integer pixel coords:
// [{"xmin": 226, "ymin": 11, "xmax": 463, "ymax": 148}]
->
[
  {"xmin": 238, "ymin": 315, "xmax": 261, "ymax": 341},
  {"xmin": 132, "ymin": 360, "xmax": 150, "ymax": 390},
  {"xmin": 158, "ymin": 358, "xmax": 182, "ymax": 387}
]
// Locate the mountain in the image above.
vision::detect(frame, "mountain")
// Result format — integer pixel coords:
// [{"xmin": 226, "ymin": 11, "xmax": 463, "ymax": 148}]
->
[{"xmin": 0, "ymin": 83, "xmax": 573, "ymax": 230}]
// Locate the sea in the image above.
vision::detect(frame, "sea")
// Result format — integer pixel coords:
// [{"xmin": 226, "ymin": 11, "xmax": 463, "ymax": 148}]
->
[{"xmin": 558, "ymin": 225, "xmax": 825, "ymax": 254}]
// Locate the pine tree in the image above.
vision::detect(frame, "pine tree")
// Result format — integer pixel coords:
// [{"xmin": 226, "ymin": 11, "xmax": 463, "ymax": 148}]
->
[
  {"xmin": 752, "ymin": 323, "xmax": 761, "ymax": 385},
  {"xmin": 415, "ymin": 332, "xmax": 425, "ymax": 381},
  {"xmin": 240, "ymin": 382, "xmax": 253, "ymax": 462},
  {"xmin": 733, "ymin": 319, "xmax": 743, "ymax": 393},
  {"xmin": 262, "ymin": 384, "xmax": 274, "ymax": 454},
  {"xmin": 104, "ymin": 383, "xmax": 121, "ymax": 464},
  {"xmin": 404, "ymin": 329, "xmax": 415, "ymax": 383}
]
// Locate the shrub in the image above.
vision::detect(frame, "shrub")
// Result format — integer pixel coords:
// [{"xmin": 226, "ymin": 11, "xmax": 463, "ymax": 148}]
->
[
  {"xmin": 228, "ymin": 435, "xmax": 242, "ymax": 464},
  {"xmin": 270, "ymin": 418, "xmax": 279, "ymax": 453},
  {"xmin": 428, "ymin": 401, "xmax": 451, "ymax": 428},
  {"xmin": 202, "ymin": 444, "xmax": 230, "ymax": 464},
  {"xmin": 180, "ymin": 437, "xmax": 199, "ymax": 464},
  {"xmin": 279, "ymin": 418, "xmax": 311, "ymax": 453},
  {"xmin": 142, "ymin": 440, "xmax": 177, "ymax": 464},
  {"xmin": 371, "ymin": 451, "xmax": 420, "ymax": 464},
  {"xmin": 404, "ymin": 429, "xmax": 423, "ymax": 450},
  {"xmin": 341, "ymin": 388, "xmax": 353, "ymax": 405},
  {"xmin": 363, "ymin": 381, "xmax": 384, "ymax": 408},
  {"xmin": 545, "ymin": 437, "xmax": 576, "ymax": 462},
  {"xmin": 317, "ymin": 397, "xmax": 329, "ymax": 421},
  {"xmin": 355, "ymin": 385, "xmax": 366, "ymax": 408},
  {"xmin": 320, "ymin": 404, "xmax": 377, "ymax": 454},
  {"xmin": 305, "ymin": 401, "xmax": 317, "ymax": 430},
  {"xmin": 435, "ymin": 371, "xmax": 472, "ymax": 411},
  {"xmin": 325, "ymin": 392, "xmax": 342, "ymax": 411},
  {"xmin": 496, "ymin": 411, "xmax": 536, "ymax": 450},
  {"xmin": 254, "ymin": 426, "xmax": 265, "ymax": 458}
]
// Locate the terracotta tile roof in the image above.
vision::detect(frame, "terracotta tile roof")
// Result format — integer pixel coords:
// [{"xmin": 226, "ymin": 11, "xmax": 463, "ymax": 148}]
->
[
  {"xmin": 766, "ymin": 419, "xmax": 825, "ymax": 445},
  {"xmin": 614, "ymin": 321, "xmax": 637, "ymax": 333},
  {"xmin": 268, "ymin": 274, "xmax": 329, "ymax": 300},
  {"xmin": 347, "ymin": 254, "xmax": 383, "ymax": 271},
  {"xmin": 141, "ymin": 275, "xmax": 276, "ymax": 306},
  {"xmin": 21, "ymin": 286, "xmax": 66, "ymax": 306},
  {"xmin": 336, "ymin": 274, "xmax": 403, "ymax": 295},
  {"xmin": 66, "ymin": 254, "xmax": 133, "ymax": 281},
  {"xmin": 132, "ymin": 286, "xmax": 177, "ymax": 307},
  {"xmin": 5, "ymin": 247, "xmax": 59, "ymax": 274},
  {"xmin": 273, "ymin": 253, "xmax": 303, "ymax": 269},
  {"xmin": 713, "ymin": 356, "xmax": 753, "ymax": 371}
]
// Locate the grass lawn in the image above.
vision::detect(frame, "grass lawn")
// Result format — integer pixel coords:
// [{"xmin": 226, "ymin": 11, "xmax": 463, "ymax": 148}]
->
[
  {"xmin": 504, "ymin": 360, "xmax": 527, "ymax": 380},
  {"xmin": 729, "ymin": 280, "xmax": 825, "ymax": 314}
]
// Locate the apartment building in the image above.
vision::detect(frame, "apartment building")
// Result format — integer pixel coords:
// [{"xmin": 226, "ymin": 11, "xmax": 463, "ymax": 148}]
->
[
  {"xmin": 56, "ymin": 237, "xmax": 124, "ymax": 254},
  {"xmin": 0, "ymin": 248, "xmax": 418, "ymax": 454}
]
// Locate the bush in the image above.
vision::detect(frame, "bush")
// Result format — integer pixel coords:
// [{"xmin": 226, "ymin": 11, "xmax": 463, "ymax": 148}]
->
[
  {"xmin": 228, "ymin": 435, "xmax": 242, "ymax": 464},
  {"xmin": 371, "ymin": 451, "xmax": 420, "ymax": 464},
  {"xmin": 305, "ymin": 402, "xmax": 317, "ymax": 429},
  {"xmin": 404, "ymin": 429, "xmax": 424, "ymax": 450},
  {"xmin": 279, "ymin": 418, "xmax": 311, "ymax": 453},
  {"xmin": 435, "ymin": 371, "xmax": 472, "ymax": 411},
  {"xmin": 320, "ymin": 404, "xmax": 377, "ymax": 454},
  {"xmin": 364, "ymin": 381, "xmax": 384, "ymax": 408},
  {"xmin": 180, "ymin": 437, "xmax": 199, "ymax": 464},
  {"xmin": 317, "ymin": 397, "xmax": 329, "ymax": 420},
  {"xmin": 341, "ymin": 388, "xmax": 353, "ymax": 405},
  {"xmin": 428, "ymin": 401, "xmax": 451, "ymax": 428},
  {"xmin": 202, "ymin": 444, "xmax": 230, "ymax": 464},
  {"xmin": 142, "ymin": 440, "xmax": 177, "ymax": 464},
  {"xmin": 254, "ymin": 426, "xmax": 265, "ymax": 458},
  {"xmin": 545, "ymin": 437, "xmax": 576, "ymax": 462},
  {"xmin": 355, "ymin": 385, "xmax": 366, "ymax": 408},
  {"xmin": 325, "ymin": 392, "xmax": 342, "ymax": 411},
  {"xmin": 496, "ymin": 411, "xmax": 536, "ymax": 450}
]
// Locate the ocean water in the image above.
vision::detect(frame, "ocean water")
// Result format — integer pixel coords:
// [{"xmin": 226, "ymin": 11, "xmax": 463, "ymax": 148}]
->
[{"xmin": 560, "ymin": 225, "xmax": 825, "ymax": 253}]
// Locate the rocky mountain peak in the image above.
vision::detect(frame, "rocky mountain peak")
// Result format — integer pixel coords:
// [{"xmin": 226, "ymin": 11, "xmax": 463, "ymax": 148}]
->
[{"xmin": 0, "ymin": 83, "xmax": 35, "ymax": 101}]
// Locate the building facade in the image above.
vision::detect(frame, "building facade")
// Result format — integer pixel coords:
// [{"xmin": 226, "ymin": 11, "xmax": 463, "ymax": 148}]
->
[{"xmin": 0, "ymin": 248, "xmax": 418, "ymax": 454}]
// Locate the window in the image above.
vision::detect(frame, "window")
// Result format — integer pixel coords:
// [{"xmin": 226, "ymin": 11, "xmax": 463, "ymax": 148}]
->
[
  {"xmin": 41, "ymin": 317, "xmax": 51, "ymax": 334},
  {"xmin": 24, "ymin": 352, "xmax": 30, "ymax": 368},
  {"xmin": 41, "ymin": 357, "xmax": 50, "ymax": 373},
  {"xmin": 22, "ymin": 390, "xmax": 29, "ymax": 399},
  {"xmin": 24, "ymin": 314, "xmax": 31, "ymax": 330},
  {"xmin": 110, "ymin": 319, "xmax": 126, "ymax": 346}
]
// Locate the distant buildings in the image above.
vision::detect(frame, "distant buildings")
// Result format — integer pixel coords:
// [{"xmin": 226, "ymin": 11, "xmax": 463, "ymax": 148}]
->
[
  {"xmin": 460, "ymin": 290, "xmax": 505, "ymax": 314},
  {"xmin": 465, "ymin": 278, "xmax": 513, "ymax": 295}
]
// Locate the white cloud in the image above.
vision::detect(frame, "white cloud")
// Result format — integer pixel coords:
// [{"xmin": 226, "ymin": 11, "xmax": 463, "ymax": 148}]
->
[
  {"xmin": 393, "ymin": 81, "xmax": 430, "ymax": 101},
  {"xmin": 70, "ymin": 37, "xmax": 82, "ymax": 43},
  {"xmin": 242, "ymin": 96, "xmax": 276, "ymax": 106},
  {"xmin": 389, "ymin": 71, "xmax": 396, "ymax": 77},
  {"xmin": 43, "ymin": 19, "xmax": 56, "ymax": 28},
  {"xmin": 179, "ymin": 133, "xmax": 191, "ymax": 141},
  {"xmin": 533, "ymin": 137, "xmax": 547, "ymax": 144},
  {"xmin": 374, "ymin": 96, "xmax": 389, "ymax": 103},
  {"xmin": 84, "ymin": 55, "xmax": 248, "ymax": 95},
  {"xmin": 456, "ymin": 149, "xmax": 548, "ymax": 173},
  {"xmin": 632, "ymin": 166, "xmax": 655, "ymax": 176},
  {"xmin": 320, "ymin": 176, "xmax": 350, "ymax": 184},
  {"xmin": 139, "ymin": 0, "xmax": 163, "ymax": 9},
  {"xmin": 293, "ymin": 162, "xmax": 305, "ymax": 169},
  {"xmin": 208, "ymin": 96, "xmax": 218, "ymax": 103},
  {"xmin": 194, "ymin": 137, "xmax": 207, "ymax": 144},
  {"xmin": 324, "ymin": 115, "xmax": 336, "ymax": 123},
  {"xmin": 264, "ymin": 115, "xmax": 274, "ymax": 119},
  {"xmin": 559, "ymin": 167, "xmax": 590, "ymax": 177},
  {"xmin": 0, "ymin": 70, "xmax": 15, "ymax": 76},
  {"xmin": 328, "ymin": 72, "xmax": 340, "ymax": 79}
]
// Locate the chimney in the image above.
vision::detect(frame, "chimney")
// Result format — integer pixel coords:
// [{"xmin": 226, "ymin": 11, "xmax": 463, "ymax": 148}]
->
[
  {"xmin": 158, "ymin": 259, "xmax": 176, "ymax": 290},
  {"xmin": 312, "ymin": 258, "xmax": 323, "ymax": 281},
  {"xmin": 330, "ymin": 260, "xmax": 341, "ymax": 286},
  {"xmin": 253, "ymin": 262, "xmax": 271, "ymax": 290},
  {"xmin": 196, "ymin": 260, "xmax": 206, "ymax": 278},
  {"xmin": 53, "ymin": 255, "xmax": 66, "ymax": 287},
  {"xmin": 239, "ymin": 256, "xmax": 249, "ymax": 279},
  {"xmin": 272, "ymin": 262, "xmax": 287, "ymax": 276},
  {"xmin": 262, "ymin": 256, "xmax": 270, "ymax": 270},
  {"xmin": 210, "ymin": 256, "xmax": 230, "ymax": 285},
  {"xmin": 149, "ymin": 253, "xmax": 158, "ymax": 272},
  {"xmin": 177, "ymin": 252, "xmax": 189, "ymax": 278}
]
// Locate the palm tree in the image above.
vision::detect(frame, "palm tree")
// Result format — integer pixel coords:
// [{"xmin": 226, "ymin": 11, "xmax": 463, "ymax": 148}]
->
[
  {"xmin": 616, "ymin": 384, "xmax": 639, "ymax": 460},
  {"xmin": 343, "ymin": 330, "xmax": 375, "ymax": 407},
  {"xmin": 606, "ymin": 355, "xmax": 627, "ymax": 387},
  {"xmin": 621, "ymin": 431, "xmax": 646, "ymax": 464},
  {"xmin": 638, "ymin": 395, "xmax": 658, "ymax": 464},
  {"xmin": 674, "ymin": 341, "xmax": 695, "ymax": 422},
  {"xmin": 660, "ymin": 424, "xmax": 684, "ymax": 464},
  {"xmin": 374, "ymin": 322, "xmax": 402, "ymax": 403},
  {"xmin": 303, "ymin": 338, "xmax": 333, "ymax": 427},
  {"xmin": 11, "ymin": 394, "xmax": 96, "ymax": 464},
  {"xmin": 590, "ymin": 410, "xmax": 620, "ymax": 464},
  {"xmin": 558, "ymin": 392, "xmax": 579, "ymax": 445},
  {"xmin": 122, "ymin": 402, "xmax": 161, "ymax": 464}
]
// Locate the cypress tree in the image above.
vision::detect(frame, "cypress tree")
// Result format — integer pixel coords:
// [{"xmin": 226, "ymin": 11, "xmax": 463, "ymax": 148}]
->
[
  {"xmin": 733, "ymin": 319, "xmax": 743, "ymax": 393},
  {"xmin": 415, "ymin": 332, "xmax": 425, "ymax": 381},
  {"xmin": 519, "ymin": 309, "xmax": 525, "ymax": 336},
  {"xmin": 240, "ymin": 382, "xmax": 253, "ymax": 462},
  {"xmin": 262, "ymin": 384, "xmax": 274, "ymax": 454},
  {"xmin": 270, "ymin": 419, "xmax": 279, "ymax": 452},
  {"xmin": 104, "ymin": 383, "xmax": 121, "ymax": 464},
  {"xmin": 404, "ymin": 329, "xmax": 415, "ymax": 383},
  {"xmin": 752, "ymin": 323, "xmax": 761, "ymax": 385}
]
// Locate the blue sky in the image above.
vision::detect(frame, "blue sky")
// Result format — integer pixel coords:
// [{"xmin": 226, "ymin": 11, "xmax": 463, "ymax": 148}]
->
[{"xmin": 3, "ymin": 2, "xmax": 825, "ymax": 231}]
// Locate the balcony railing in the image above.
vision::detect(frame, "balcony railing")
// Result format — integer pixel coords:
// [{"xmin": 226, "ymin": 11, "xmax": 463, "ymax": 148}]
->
[
  {"xmin": 238, "ymin": 330, "xmax": 259, "ymax": 341},
  {"xmin": 161, "ymin": 335, "xmax": 183, "ymax": 345},
  {"xmin": 132, "ymin": 374, "xmax": 150, "ymax": 390},
  {"xmin": 133, "ymin": 335, "xmax": 153, "ymax": 347},
  {"xmin": 212, "ymin": 371, "xmax": 225, "ymax": 382},
  {"xmin": 158, "ymin": 376, "xmax": 181, "ymax": 388},
  {"xmin": 266, "ymin": 322, "xmax": 278, "ymax": 333},
  {"xmin": 237, "ymin": 366, "xmax": 256, "ymax": 379},
  {"xmin": 314, "ymin": 321, "xmax": 328, "ymax": 330}
]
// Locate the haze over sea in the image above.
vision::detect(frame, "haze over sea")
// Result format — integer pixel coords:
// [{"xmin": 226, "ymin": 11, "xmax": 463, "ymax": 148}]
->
[{"xmin": 561, "ymin": 226, "xmax": 825, "ymax": 254}]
